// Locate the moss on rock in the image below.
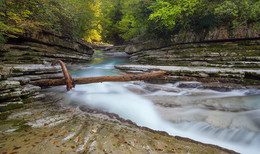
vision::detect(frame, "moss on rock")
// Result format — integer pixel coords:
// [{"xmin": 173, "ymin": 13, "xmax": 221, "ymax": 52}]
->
[
  {"xmin": 245, "ymin": 72, "xmax": 260, "ymax": 80},
  {"xmin": 0, "ymin": 102, "xmax": 24, "ymax": 112}
]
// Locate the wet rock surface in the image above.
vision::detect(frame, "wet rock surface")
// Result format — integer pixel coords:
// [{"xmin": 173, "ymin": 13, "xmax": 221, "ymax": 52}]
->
[
  {"xmin": 115, "ymin": 64, "xmax": 260, "ymax": 88},
  {"xmin": 0, "ymin": 91, "xmax": 235, "ymax": 154}
]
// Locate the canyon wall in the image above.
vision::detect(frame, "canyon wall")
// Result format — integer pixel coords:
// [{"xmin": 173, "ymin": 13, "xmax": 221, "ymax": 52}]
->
[{"xmin": 0, "ymin": 30, "xmax": 94, "ymax": 64}]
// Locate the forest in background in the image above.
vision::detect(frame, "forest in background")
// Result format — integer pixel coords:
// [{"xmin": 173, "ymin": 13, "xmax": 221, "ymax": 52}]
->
[{"xmin": 0, "ymin": 0, "xmax": 259, "ymax": 45}]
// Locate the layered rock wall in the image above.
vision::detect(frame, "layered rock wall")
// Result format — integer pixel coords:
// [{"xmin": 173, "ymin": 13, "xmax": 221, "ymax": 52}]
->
[
  {"xmin": 130, "ymin": 40, "xmax": 260, "ymax": 68},
  {"xmin": 125, "ymin": 25, "xmax": 260, "ymax": 69},
  {"xmin": 0, "ymin": 64, "xmax": 63, "ymax": 112},
  {"xmin": 0, "ymin": 30, "xmax": 94, "ymax": 64},
  {"xmin": 126, "ymin": 25, "xmax": 260, "ymax": 55}
]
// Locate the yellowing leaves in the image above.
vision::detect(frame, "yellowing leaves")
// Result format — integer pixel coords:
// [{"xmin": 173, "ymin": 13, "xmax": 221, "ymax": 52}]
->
[
  {"xmin": 21, "ymin": 10, "xmax": 33, "ymax": 18},
  {"xmin": 0, "ymin": 12, "xmax": 5, "ymax": 16},
  {"xmin": 84, "ymin": 29, "xmax": 102, "ymax": 42},
  {"xmin": 7, "ymin": 11, "xmax": 22, "ymax": 23}
]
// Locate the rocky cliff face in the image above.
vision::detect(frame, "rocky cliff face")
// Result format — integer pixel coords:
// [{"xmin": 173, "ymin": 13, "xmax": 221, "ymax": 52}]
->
[
  {"xmin": 125, "ymin": 25, "xmax": 260, "ymax": 69},
  {"xmin": 125, "ymin": 25, "xmax": 260, "ymax": 55},
  {"xmin": 130, "ymin": 40, "xmax": 260, "ymax": 68},
  {"xmin": 0, "ymin": 30, "xmax": 94, "ymax": 64},
  {"xmin": 170, "ymin": 24, "xmax": 259, "ymax": 44}
]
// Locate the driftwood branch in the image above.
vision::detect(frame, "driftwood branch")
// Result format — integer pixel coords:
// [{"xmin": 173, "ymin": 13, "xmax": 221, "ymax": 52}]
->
[{"xmin": 32, "ymin": 60, "xmax": 166, "ymax": 91}]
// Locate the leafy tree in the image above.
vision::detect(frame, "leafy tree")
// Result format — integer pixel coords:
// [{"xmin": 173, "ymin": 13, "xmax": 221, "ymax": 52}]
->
[
  {"xmin": 1, "ymin": 0, "xmax": 259, "ymax": 44},
  {"xmin": 214, "ymin": 0, "xmax": 260, "ymax": 26},
  {"xmin": 100, "ymin": 0, "xmax": 124, "ymax": 45},
  {"xmin": 0, "ymin": 0, "xmax": 43, "ymax": 42},
  {"xmin": 118, "ymin": 0, "xmax": 154, "ymax": 41},
  {"xmin": 149, "ymin": 0, "xmax": 202, "ymax": 29},
  {"xmin": 0, "ymin": 0, "xmax": 102, "ymax": 43}
]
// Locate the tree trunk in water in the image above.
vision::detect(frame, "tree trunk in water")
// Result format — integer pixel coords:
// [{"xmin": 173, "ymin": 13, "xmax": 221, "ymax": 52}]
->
[
  {"xmin": 33, "ymin": 60, "xmax": 166, "ymax": 91},
  {"xmin": 32, "ymin": 71, "xmax": 166, "ymax": 88}
]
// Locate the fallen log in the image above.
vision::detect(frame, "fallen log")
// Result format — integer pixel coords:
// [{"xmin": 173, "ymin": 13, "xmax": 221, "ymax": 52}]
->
[
  {"xmin": 32, "ymin": 71, "xmax": 166, "ymax": 89},
  {"xmin": 31, "ymin": 60, "xmax": 166, "ymax": 91}
]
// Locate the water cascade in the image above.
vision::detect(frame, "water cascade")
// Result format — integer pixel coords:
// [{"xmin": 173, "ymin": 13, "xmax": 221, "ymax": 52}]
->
[{"xmin": 64, "ymin": 51, "xmax": 260, "ymax": 154}]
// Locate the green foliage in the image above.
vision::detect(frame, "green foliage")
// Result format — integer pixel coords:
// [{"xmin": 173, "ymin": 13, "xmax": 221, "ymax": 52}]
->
[
  {"xmin": 100, "ymin": 0, "xmax": 156, "ymax": 43},
  {"xmin": 214, "ymin": 0, "xmax": 260, "ymax": 26},
  {"xmin": 99, "ymin": 0, "xmax": 124, "ymax": 45},
  {"xmin": 149, "ymin": 0, "xmax": 202, "ymax": 29},
  {"xmin": 250, "ymin": 1, "xmax": 260, "ymax": 22},
  {"xmin": 214, "ymin": 1, "xmax": 238, "ymax": 20},
  {"xmin": 0, "ymin": 0, "xmax": 102, "ymax": 42},
  {"xmin": 1, "ymin": 0, "xmax": 259, "ymax": 44},
  {"xmin": 118, "ymin": 0, "xmax": 153, "ymax": 41}
]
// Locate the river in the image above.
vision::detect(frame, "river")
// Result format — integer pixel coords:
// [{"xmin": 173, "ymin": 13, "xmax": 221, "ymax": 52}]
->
[{"xmin": 63, "ymin": 50, "xmax": 260, "ymax": 154}]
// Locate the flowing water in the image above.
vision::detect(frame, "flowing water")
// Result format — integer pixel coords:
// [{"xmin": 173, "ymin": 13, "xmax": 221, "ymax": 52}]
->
[{"xmin": 63, "ymin": 51, "xmax": 260, "ymax": 154}]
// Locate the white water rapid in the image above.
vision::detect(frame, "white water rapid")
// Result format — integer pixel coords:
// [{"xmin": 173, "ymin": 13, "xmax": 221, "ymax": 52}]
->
[{"xmin": 63, "ymin": 51, "xmax": 260, "ymax": 154}]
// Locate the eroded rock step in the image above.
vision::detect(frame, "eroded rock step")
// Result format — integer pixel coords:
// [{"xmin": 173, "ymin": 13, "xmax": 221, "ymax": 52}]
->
[
  {"xmin": 0, "ymin": 64, "xmax": 63, "ymax": 112},
  {"xmin": 115, "ymin": 64, "xmax": 260, "ymax": 88}
]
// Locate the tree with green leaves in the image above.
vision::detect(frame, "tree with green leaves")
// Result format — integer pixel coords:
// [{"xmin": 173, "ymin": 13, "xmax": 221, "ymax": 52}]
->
[
  {"xmin": 0, "ymin": 0, "xmax": 102, "ymax": 43},
  {"xmin": 1, "ymin": 0, "xmax": 259, "ymax": 44},
  {"xmin": 99, "ymin": 0, "xmax": 124, "ymax": 45},
  {"xmin": 149, "ymin": 0, "xmax": 203, "ymax": 30}
]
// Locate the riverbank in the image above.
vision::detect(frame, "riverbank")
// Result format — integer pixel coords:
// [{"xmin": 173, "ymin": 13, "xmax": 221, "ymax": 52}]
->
[{"xmin": 0, "ymin": 89, "xmax": 237, "ymax": 154}]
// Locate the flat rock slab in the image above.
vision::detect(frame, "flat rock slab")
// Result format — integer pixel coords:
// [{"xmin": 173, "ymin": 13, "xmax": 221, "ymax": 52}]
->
[
  {"xmin": 0, "ymin": 64, "xmax": 62, "ymax": 81},
  {"xmin": 115, "ymin": 64, "xmax": 260, "ymax": 74},
  {"xmin": 13, "ymin": 64, "xmax": 61, "ymax": 74}
]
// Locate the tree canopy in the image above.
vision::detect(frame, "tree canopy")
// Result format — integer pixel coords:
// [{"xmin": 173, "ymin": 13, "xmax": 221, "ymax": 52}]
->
[
  {"xmin": 1, "ymin": 0, "xmax": 259, "ymax": 44},
  {"xmin": 100, "ymin": 0, "xmax": 260, "ymax": 44},
  {"xmin": 0, "ymin": 0, "xmax": 102, "ymax": 43}
]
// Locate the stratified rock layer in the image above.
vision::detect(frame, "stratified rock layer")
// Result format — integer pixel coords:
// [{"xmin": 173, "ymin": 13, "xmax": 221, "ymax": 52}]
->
[
  {"xmin": 0, "ymin": 30, "xmax": 94, "ymax": 64},
  {"xmin": 127, "ymin": 40, "xmax": 260, "ymax": 68},
  {"xmin": 121, "ymin": 25, "xmax": 260, "ymax": 86},
  {"xmin": 0, "ymin": 64, "xmax": 63, "ymax": 112},
  {"xmin": 115, "ymin": 64, "xmax": 260, "ymax": 88}
]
